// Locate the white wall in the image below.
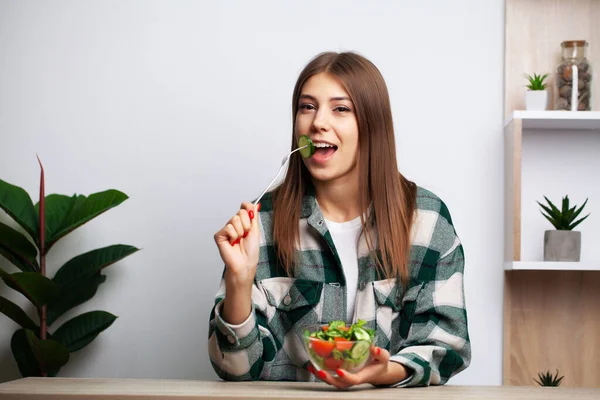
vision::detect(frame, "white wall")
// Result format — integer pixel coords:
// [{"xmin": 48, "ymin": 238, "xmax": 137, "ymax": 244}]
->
[
  {"xmin": 0, "ymin": 0, "xmax": 505, "ymax": 385},
  {"xmin": 521, "ymin": 129, "xmax": 600, "ymax": 262}
]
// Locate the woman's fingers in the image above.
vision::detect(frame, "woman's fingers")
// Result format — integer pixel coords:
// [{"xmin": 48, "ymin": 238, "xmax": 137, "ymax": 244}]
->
[
  {"xmin": 225, "ymin": 202, "xmax": 261, "ymax": 246},
  {"xmin": 370, "ymin": 345, "xmax": 390, "ymax": 363},
  {"xmin": 237, "ymin": 209, "xmax": 252, "ymax": 237},
  {"xmin": 225, "ymin": 223, "xmax": 239, "ymax": 244},
  {"xmin": 229, "ymin": 215, "xmax": 243, "ymax": 238},
  {"xmin": 329, "ymin": 346, "xmax": 391, "ymax": 388},
  {"xmin": 307, "ymin": 365, "xmax": 349, "ymax": 389}
]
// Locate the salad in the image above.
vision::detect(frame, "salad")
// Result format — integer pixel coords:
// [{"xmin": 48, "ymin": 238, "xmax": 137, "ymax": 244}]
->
[{"xmin": 303, "ymin": 320, "xmax": 376, "ymax": 372}]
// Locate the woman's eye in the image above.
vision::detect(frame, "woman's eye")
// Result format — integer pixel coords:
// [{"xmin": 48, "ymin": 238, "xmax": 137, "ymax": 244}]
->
[
  {"xmin": 334, "ymin": 106, "xmax": 351, "ymax": 112},
  {"xmin": 299, "ymin": 103, "xmax": 315, "ymax": 111}
]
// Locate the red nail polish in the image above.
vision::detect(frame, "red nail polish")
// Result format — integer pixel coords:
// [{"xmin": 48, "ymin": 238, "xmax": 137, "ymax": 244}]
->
[
  {"xmin": 257, "ymin": 203, "xmax": 261, "ymax": 211},
  {"xmin": 318, "ymin": 370, "xmax": 327, "ymax": 379},
  {"xmin": 243, "ymin": 232, "xmax": 248, "ymax": 238},
  {"xmin": 231, "ymin": 238, "xmax": 240, "ymax": 246},
  {"xmin": 336, "ymin": 369, "xmax": 344, "ymax": 377},
  {"xmin": 377, "ymin": 347, "xmax": 381, "ymax": 355},
  {"xmin": 307, "ymin": 365, "xmax": 315, "ymax": 374},
  {"xmin": 249, "ymin": 210, "xmax": 254, "ymax": 220}
]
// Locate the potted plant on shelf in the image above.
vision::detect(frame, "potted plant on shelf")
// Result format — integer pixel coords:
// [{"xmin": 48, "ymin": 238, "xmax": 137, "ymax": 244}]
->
[
  {"xmin": 0, "ymin": 157, "xmax": 140, "ymax": 377},
  {"xmin": 534, "ymin": 369, "xmax": 564, "ymax": 387},
  {"xmin": 525, "ymin": 73, "xmax": 549, "ymax": 110},
  {"xmin": 537, "ymin": 195, "xmax": 590, "ymax": 262}
]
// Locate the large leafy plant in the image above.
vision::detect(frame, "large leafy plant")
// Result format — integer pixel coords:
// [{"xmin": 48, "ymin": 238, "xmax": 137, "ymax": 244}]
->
[
  {"xmin": 0, "ymin": 157, "xmax": 139, "ymax": 377},
  {"xmin": 537, "ymin": 195, "xmax": 590, "ymax": 230}
]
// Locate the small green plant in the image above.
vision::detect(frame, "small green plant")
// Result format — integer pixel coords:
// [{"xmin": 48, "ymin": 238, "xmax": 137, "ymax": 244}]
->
[
  {"xmin": 537, "ymin": 195, "xmax": 590, "ymax": 230},
  {"xmin": 526, "ymin": 73, "xmax": 549, "ymax": 90},
  {"xmin": 534, "ymin": 369, "xmax": 565, "ymax": 386},
  {"xmin": 0, "ymin": 156, "xmax": 139, "ymax": 377}
]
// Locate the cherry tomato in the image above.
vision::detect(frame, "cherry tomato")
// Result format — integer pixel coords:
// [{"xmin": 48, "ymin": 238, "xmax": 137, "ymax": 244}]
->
[
  {"xmin": 311, "ymin": 340, "xmax": 335, "ymax": 357},
  {"xmin": 333, "ymin": 337, "xmax": 353, "ymax": 351}
]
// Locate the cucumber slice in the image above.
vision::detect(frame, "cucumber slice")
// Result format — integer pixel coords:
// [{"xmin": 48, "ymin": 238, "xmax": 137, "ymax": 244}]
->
[
  {"xmin": 298, "ymin": 135, "xmax": 315, "ymax": 159},
  {"xmin": 350, "ymin": 341, "xmax": 370, "ymax": 360},
  {"xmin": 352, "ymin": 327, "xmax": 371, "ymax": 341}
]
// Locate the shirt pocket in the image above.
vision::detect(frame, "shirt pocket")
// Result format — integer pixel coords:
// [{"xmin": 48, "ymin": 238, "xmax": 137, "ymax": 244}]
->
[
  {"xmin": 372, "ymin": 279, "xmax": 424, "ymax": 345},
  {"xmin": 259, "ymin": 277, "xmax": 324, "ymax": 334},
  {"xmin": 259, "ymin": 277, "xmax": 324, "ymax": 369}
]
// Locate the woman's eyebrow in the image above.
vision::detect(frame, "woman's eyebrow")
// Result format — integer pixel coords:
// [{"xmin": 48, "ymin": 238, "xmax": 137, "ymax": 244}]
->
[{"xmin": 299, "ymin": 94, "xmax": 351, "ymax": 101}]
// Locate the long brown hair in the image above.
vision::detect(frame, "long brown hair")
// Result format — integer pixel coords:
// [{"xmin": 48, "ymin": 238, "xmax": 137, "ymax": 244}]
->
[{"xmin": 272, "ymin": 51, "xmax": 417, "ymax": 287}]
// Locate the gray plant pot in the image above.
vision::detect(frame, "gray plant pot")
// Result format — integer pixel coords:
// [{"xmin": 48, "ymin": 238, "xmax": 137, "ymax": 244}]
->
[{"xmin": 544, "ymin": 230, "xmax": 581, "ymax": 261}]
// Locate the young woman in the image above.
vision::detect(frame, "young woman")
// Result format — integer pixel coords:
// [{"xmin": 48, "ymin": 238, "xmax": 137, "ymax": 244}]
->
[{"xmin": 209, "ymin": 51, "xmax": 470, "ymax": 389}]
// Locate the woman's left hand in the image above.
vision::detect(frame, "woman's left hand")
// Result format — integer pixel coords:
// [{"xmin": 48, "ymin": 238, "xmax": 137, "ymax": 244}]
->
[{"xmin": 308, "ymin": 346, "xmax": 408, "ymax": 389}]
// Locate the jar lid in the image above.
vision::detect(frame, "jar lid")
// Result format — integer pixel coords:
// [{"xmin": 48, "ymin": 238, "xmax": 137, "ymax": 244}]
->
[{"xmin": 562, "ymin": 40, "xmax": 588, "ymax": 48}]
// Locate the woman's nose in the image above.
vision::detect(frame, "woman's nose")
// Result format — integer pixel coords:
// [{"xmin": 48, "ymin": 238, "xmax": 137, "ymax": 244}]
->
[{"xmin": 312, "ymin": 110, "xmax": 330, "ymax": 132}]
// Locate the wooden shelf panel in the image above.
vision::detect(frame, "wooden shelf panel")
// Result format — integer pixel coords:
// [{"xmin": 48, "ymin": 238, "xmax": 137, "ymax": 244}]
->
[
  {"xmin": 505, "ymin": 261, "xmax": 600, "ymax": 271},
  {"xmin": 504, "ymin": 271, "xmax": 600, "ymax": 387}
]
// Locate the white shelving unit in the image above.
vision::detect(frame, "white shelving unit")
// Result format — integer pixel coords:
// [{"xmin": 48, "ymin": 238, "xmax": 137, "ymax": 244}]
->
[
  {"xmin": 502, "ymin": 0, "xmax": 600, "ymax": 388},
  {"xmin": 505, "ymin": 261, "xmax": 600, "ymax": 271},
  {"xmin": 505, "ymin": 110, "xmax": 600, "ymax": 130},
  {"xmin": 504, "ymin": 110, "xmax": 600, "ymax": 271},
  {"xmin": 503, "ymin": 108, "xmax": 600, "ymax": 388}
]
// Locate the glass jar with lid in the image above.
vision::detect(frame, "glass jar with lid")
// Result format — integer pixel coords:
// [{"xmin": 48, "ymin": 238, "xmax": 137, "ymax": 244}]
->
[{"xmin": 555, "ymin": 40, "xmax": 593, "ymax": 111}]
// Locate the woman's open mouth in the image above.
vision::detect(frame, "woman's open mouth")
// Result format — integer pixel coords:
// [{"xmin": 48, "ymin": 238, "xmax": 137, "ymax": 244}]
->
[{"xmin": 312, "ymin": 142, "xmax": 337, "ymax": 163}]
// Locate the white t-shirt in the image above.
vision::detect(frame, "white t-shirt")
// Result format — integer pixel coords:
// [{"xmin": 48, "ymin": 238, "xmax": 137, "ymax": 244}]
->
[{"xmin": 324, "ymin": 216, "xmax": 362, "ymax": 322}]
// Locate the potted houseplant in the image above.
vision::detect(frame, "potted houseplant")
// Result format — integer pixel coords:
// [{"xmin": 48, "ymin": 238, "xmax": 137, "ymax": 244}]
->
[
  {"xmin": 534, "ymin": 369, "xmax": 564, "ymax": 387},
  {"xmin": 0, "ymin": 157, "xmax": 139, "ymax": 377},
  {"xmin": 525, "ymin": 73, "xmax": 549, "ymax": 110},
  {"xmin": 537, "ymin": 195, "xmax": 590, "ymax": 261}
]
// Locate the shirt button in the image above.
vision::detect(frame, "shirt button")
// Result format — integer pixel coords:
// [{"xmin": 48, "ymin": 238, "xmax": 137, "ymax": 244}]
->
[
  {"xmin": 283, "ymin": 294, "xmax": 292, "ymax": 306},
  {"xmin": 227, "ymin": 335, "xmax": 236, "ymax": 344},
  {"xmin": 317, "ymin": 220, "xmax": 324, "ymax": 226}
]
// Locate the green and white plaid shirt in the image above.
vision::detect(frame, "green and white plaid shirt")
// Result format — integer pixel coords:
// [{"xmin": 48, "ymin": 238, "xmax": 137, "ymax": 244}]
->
[{"xmin": 207, "ymin": 186, "xmax": 470, "ymax": 387}]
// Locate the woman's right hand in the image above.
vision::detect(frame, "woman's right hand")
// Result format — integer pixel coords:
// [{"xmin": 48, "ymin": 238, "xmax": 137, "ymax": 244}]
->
[{"xmin": 213, "ymin": 202, "xmax": 261, "ymax": 288}]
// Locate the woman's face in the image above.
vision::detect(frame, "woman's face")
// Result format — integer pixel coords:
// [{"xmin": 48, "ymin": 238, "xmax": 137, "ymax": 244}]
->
[{"xmin": 294, "ymin": 72, "xmax": 360, "ymax": 185}]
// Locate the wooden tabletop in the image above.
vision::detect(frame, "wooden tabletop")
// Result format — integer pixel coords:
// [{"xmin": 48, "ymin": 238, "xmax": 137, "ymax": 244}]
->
[{"xmin": 0, "ymin": 378, "xmax": 598, "ymax": 399}]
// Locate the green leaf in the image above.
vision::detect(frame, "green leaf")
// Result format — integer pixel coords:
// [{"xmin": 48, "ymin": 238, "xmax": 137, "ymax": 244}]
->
[
  {"xmin": 0, "ymin": 222, "xmax": 39, "ymax": 272},
  {"xmin": 525, "ymin": 73, "xmax": 549, "ymax": 90},
  {"xmin": 0, "ymin": 296, "xmax": 38, "ymax": 330},
  {"xmin": 540, "ymin": 211, "xmax": 561, "ymax": 229},
  {"xmin": 35, "ymin": 194, "xmax": 78, "ymax": 249},
  {"xmin": 0, "ymin": 179, "xmax": 38, "ymax": 242},
  {"xmin": 52, "ymin": 311, "xmax": 117, "ymax": 352},
  {"xmin": 53, "ymin": 244, "xmax": 139, "ymax": 286},
  {"xmin": 11, "ymin": 329, "xmax": 42, "ymax": 377},
  {"xmin": 0, "ymin": 248, "xmax": 37, "ymax": 274},
  {"xmin": 46, "ymin": 273, "xmax": 106, "ymax": 326},
  {"xmin": 539, "ymin": 196, "xmax": 590, "ymax": 230},
  {"xmin": 23, "ymin": 328, "xmax": 70, "ymax": 373},
  {"xmin": 563, "ymin": 205, "xmax": 576, "ymax": 223},
  {"xmin": 38, "ymin": 338, "xmax": 70, "ymax": 371},
  {"xmin": 544, "ymin": 196, "xmax": 561, "ymax": 216},
  {"xmin": 561, "ymin": 196, "xmax": 569, "ymax": 227},
  {"xmin": 570, "ymin": 198, "xmax": 589, "ymax": 222},
  {"xmin": 568, "ymin": 214, "xmax": 590, "ymax": 230},
  {"xmin": 0, "ymin": 269, "xmax": 60, "ymax": 307},
  {"xmin": 537, "ymin": 202, "xmax": 558, "ymax": 219},
  {"xmin": 39, "ymin": 190, "xmax": 128, "ymax": 251},
  {"xmin": 534, "ymin": 369, "xmax": 564, "ymax": 386}
]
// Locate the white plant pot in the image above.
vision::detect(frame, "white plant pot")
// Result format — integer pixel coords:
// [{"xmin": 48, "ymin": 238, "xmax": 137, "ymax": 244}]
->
[{"xmin": 525, "ymin": 90, "xmax": 548, "ymax": 111}]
